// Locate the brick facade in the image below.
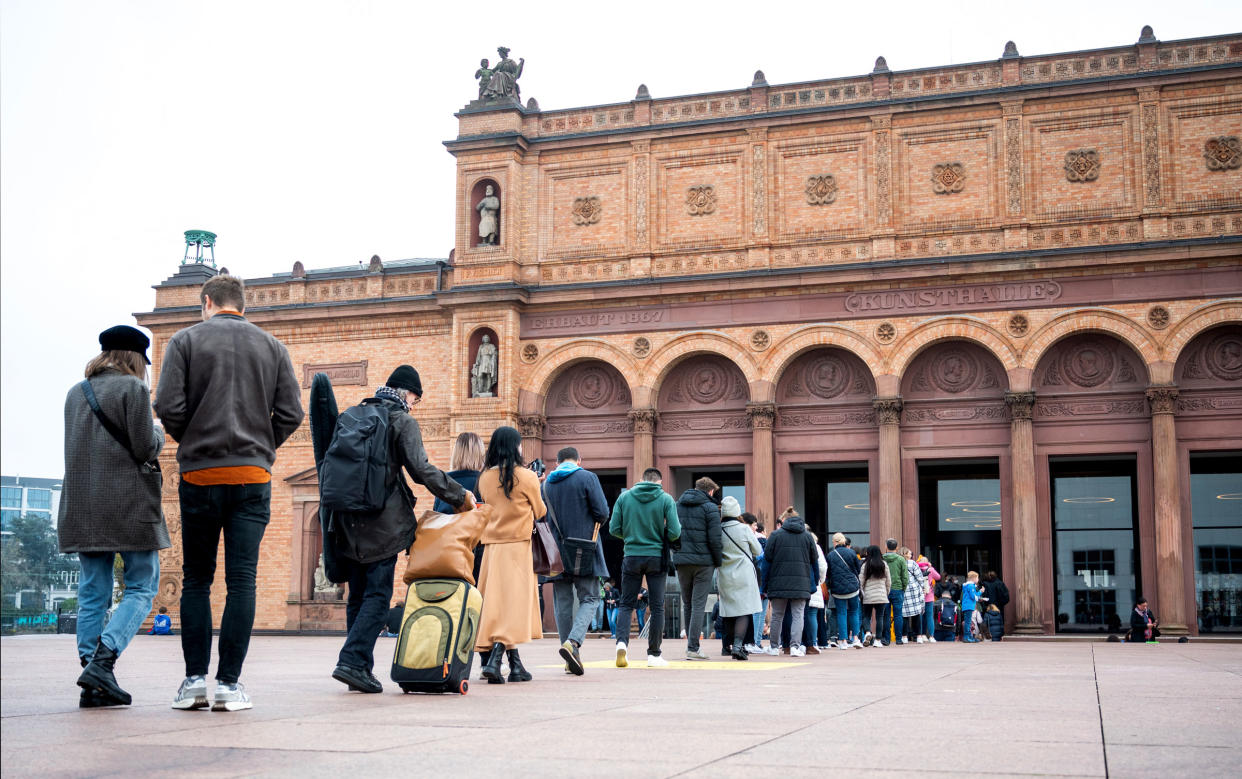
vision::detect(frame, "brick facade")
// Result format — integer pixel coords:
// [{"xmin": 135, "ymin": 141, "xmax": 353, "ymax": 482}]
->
[{"xmin": 138, "ymin": 30, "xmax": 1242, "ymax": 636}]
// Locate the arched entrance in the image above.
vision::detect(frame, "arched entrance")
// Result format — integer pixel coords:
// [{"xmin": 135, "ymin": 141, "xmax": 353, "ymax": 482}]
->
[
  {"xmin": 655, "ymin": 354, "xmax": 751, "ymax": 505},
  {"xmin": 1032, "ymin": 333, "xmax": 1152, "ymax": 633},
  {"xmin": 772, "ymin": 347, "xmax": 878, "ymax": 544},
  {"xmin": 1174, "ymin": 324, "xmax": 1242, "ymax": 633},
  {"xmin": 898, "ymin": 341, "xmax": 1011, "ymax": 588}
]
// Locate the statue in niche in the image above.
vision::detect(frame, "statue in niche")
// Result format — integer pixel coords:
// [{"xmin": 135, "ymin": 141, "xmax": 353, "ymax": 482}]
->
[
  {"xmin": 313, "ymin": 553, "xmax": 341, "ymax": 600},
  {"xmin": 476, "ymin": 184, "xmax": 500, "ymax": 246},
  {"xmin": 471, "ymin": 334, "xmax": 499, "ymax": 398}
]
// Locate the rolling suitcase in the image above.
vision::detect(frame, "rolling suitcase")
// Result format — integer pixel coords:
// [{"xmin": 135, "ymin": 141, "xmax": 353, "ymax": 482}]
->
[{"xmin": 391, "ymin": 578, "xmax": 482, "ymax": 694}]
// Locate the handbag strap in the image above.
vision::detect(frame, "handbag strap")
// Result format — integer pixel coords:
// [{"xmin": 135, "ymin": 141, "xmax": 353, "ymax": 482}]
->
[
  {"xmin": 722, "ymin": 524, "xmax": 753, "ymax": 561},
  {"xmin": 540, "ymin": 483, "xmax": 563, "ymax": 537},
  {"xmin": 80, "ymin": 380, "xmax": 144, "ymax": 465}
]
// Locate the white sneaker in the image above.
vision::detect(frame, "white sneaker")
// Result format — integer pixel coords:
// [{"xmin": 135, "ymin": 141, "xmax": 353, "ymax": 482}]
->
[
  {"xmin": 744, "ymin": 643, "xmax": 762, "ymax": 654},
  {"xmin": 685, "ymin": 648, "xmax": 709, "ymax": 661},
  {"xmin": 900, "ymin": 637, "xmax": 908, "ymax": 644},
  {"xmin": 829, "ymin": 640, "xmax": 839, "ymax": 648},
  {"xmin": 863, "ymin": 631, "xmax": 874, "ymax": 647},
  {"xmin": 929, "ymin": 636, "xmax": 938, "ymax": 643},
  {"xmin": 763, "ymin": 645, "xmax": 780, "ymax": 655},
  {"xmin": 916, "ymin": 635, "xmax": 927, "ymax": 644},
  {"xmin": 615, "ymin": 641, "xmax": 628, "ymax": 668},
  {"xmin": 646, "ymin": 654, "xmax": 668, "ymax": 667},
  {"xmin": 171, "ymin": 675, "xmax": 208, "ymax": 710},
  {"xmin": 838, "ymin": 641, "xmax": 851, "ymax": 650},
  {"xmin": 851, "ymin": 638, "xmax": 864, "ymax": 648},
  {"xmin": 211, "ymin": 681, "xmax": 251, "ymax": 712},
  {"xmin": 791, "ymin": 645, "xmax": 806, "ymax": 657}
]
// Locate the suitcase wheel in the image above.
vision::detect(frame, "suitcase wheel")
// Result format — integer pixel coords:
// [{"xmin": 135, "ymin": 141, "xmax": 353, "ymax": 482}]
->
[{"xmin": 458, "ymin": 680, "xmax": 469, "ymax": 695}]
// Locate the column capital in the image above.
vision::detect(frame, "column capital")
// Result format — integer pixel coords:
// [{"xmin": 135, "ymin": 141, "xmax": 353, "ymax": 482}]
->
[
  {"xmin": 872, "ymin": 396, "xmax": 903, "ymax": 426},
  {"xmin": 746, "ymin": 402, "xmax": 777, "ymax": 430},
  {"xmin": 1004, "ymin": 390, "xmax": 1036, "ymax": 421},
  {"xmin": 1146, "ymin": 384, "xmax": 1179, "ymax": 416},
  {"xmin": 627, "ymin": 407, "xmax": 658, "ymax": 434},
  {"xmin": 516, "ymin": 413, "xmax": 546, "ymax": 438}
]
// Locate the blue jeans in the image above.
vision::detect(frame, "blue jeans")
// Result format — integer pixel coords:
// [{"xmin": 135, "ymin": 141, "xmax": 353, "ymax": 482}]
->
[
  {"xmin": 607, "ymin": 606, "xmax": 619, "ymax": 636},
  {"xmin": 834, "ymin": 594, "xmax": 861, "ymax": 643},
  {"xmin": 592, "ymin": 598, "xmax": 605, "ymax": 631},
  {"xmin": 924, "ymin": 602, "xmax": 935, "ymax": 637},
  {"xmin": 803, "ymin": 607, "xmax": 820, "ymax": 647},
  {"xmin": 883, "ymin": 589, "xmax": 904, "ymax": 644},
  {"xmin": 77, "ymin": 550, "xmax": 160, "ymax": 662},
  {"xmin": 636, "ymin": 607, "xmax": 647, "ymax": 631},
  {"xmin": 751, "ymin": 609, "xmax": 764, "ymax": 645},
  {"xmin": 553, "ymin": 575, "xmax": 600, "ymax": 646}
]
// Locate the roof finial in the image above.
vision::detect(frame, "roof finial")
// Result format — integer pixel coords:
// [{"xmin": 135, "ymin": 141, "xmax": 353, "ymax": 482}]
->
[
  {"xmin": 1002, "ymin": 41, "xmax": 1019, "ymax": 59},
  {"xmin": 634, "ymin": 83, "xmax": 651, "ymax": 100},
  {"xmin": 1138, "ymin": 25, "xmax": 1156, "ymax": 44},
  {"xmin": 751, "ymin": 70, "xmax": 768, "ymax": 87},
  {"xmin": 872, "ymin": 56, "xmax": 890, "ymax": 74}
]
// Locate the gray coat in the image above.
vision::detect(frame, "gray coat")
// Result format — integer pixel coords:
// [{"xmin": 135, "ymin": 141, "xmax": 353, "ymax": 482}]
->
[
  {"xmin": 58, "ymin": 370, "xmax": 170, "ymax": 553},
  {"xmin": 717, "ymin": 520, "xmax": 762, "ymax": 617}
]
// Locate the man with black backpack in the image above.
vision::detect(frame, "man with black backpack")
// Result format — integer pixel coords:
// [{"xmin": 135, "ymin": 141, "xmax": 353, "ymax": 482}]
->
[{"xmin": 322, "ymin": 365, "xmax": 473, "ymax": 694}]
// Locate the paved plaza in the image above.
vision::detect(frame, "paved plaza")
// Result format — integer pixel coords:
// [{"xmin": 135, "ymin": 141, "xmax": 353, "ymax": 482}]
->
[{"xmin": 2, "ymin": 634, "xmax": 1240, "ymax": 777}]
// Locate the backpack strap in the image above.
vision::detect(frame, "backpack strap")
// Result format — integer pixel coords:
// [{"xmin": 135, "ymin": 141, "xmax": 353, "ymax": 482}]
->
[{"xmin": 79, "ymin": 380, "xmax": 144, "ymax": 465}]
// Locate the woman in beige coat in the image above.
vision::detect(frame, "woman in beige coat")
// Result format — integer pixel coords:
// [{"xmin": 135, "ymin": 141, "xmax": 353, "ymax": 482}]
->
[{"xmin": 475, "ymin": 426, "xmax": 546, "ymax": 683}]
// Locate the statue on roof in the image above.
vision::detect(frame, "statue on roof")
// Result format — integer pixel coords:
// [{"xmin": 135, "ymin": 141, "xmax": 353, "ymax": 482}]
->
[{"xmin": 477, "ymin": 46, "xmax": 523, "ymax": 102}]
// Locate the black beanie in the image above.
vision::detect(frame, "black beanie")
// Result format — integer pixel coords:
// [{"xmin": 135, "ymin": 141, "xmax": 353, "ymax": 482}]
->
[
  {"xmin": 99, "ymin": 325, "xmax": 151, "ymax": 364},
  {"xmin": 386, "ymin": 365, "xmax": 422, "ymax": 396}
]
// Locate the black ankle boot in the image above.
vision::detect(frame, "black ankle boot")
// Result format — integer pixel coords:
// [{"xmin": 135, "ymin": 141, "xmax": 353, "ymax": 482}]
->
[
  {"xmin": 731, "ymin": 639, "xmax": 749, "ymax": 661},
  {"xmin": 506, "ymin": 648, "xmax": 532, "ymax": 682},
  {"xmin": 78, "ymin": 656, "xmax": 108, "ymax": 708},
  {"xmin": 77, "ymin": 642, "xmax": 131, "ymax": 706},
  {"xmin": 477, "ymin": 647, "xmax": 492, "ymax": 679},
  {"xmin": 481, "ymin": 642, "xmax": 506, "ymax": 684}
]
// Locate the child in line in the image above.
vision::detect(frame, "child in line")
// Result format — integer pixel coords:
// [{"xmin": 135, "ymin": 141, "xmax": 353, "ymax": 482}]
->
[
  {"xmin": 961, "ymin": 571, "xmax": 981, "ymax": 643},
  {"xmin": 933, "ymin": 590, "xmax": 958, "ymax": 642},
  {"xmin": 148, "ymin": 606, "xmax": 173, "ymax": 636}
]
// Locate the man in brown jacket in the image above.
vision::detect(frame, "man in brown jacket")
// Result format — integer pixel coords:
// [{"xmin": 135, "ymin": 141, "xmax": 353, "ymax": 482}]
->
[{"xmin": 155, "ymin": 274, "xmax": 304, "ymax": 712}]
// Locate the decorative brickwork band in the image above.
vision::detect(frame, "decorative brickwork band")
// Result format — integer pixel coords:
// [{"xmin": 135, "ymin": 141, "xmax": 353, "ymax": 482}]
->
[
  {"xmin": 517, "ymin": 414, "xmax": 546, "ymax": 439},
  {"xmin": 1005, "ymin": 117, "xmax": 1023, "ymax": 214},
  {"xmin": 746, "ymin": 402, "xmax": 777, "ymax": 430},
  {"xmin": 627, "ymin": 407, "xmax": 658, "ymax": 434},
  {"xmin": 1146, "ymin": 385, "xmax": 1179, "ymax": 415},
  {"xmin": 752, "ymin": 144, "xmax": 767, "ymax": 235},
  {"xmin": 634, "ymin": 152, "xmax": 649, "ymax": 244},
  {"xmin": 873, "ymin": 396, "xmax": 903, "ymax": 425},
  {"xmin": 1141, "ymin": 103, "xmax": 1162, "ymax": 207},
  {"xmin": 874, "ymin": 124, "xmax": 892, "ymax": 225},
  {"xmin": 1005, "ymin": 390, "xmax": 1036, "ymax": 421}
]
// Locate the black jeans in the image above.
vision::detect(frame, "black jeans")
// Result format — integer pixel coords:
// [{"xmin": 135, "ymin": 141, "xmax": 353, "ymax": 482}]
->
[
  {"xmin": 179, "ymin": 481, "xmax": 270, "ymax": 684},
  {"xmin": 338, "ymin": 554, "xmax": 398, "ymax": 672},
  {"xmin": 615, "ymin": 555, "xmax": 666, "ymax": 657}
]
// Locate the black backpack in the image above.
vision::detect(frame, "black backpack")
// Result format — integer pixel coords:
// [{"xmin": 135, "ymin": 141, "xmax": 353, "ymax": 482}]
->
[
  {"xmin": 320, "ymin": 400, "xmax": 391, "ymax": 513},
  {"xmin": 937, "ymin": 600, "xmax": 959, "ymax": 629},
  {"xmin": 995, "ymin": 581, "xmax": 1011, "ymax": 607}
]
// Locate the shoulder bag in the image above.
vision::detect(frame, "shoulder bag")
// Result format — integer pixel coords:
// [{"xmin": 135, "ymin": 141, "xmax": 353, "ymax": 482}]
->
[
  {"xmin": 532, "ymin": 485, "xmax": 564, "ymax": 576},
  {"xmin": 542, "ymin": 485, "xmax": 599, "ymax": 578}
]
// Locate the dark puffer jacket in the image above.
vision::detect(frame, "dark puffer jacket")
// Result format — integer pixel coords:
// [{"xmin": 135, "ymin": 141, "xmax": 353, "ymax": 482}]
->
[
  {"xmin": 985, "ymin": 607, "xmax": 1004, "ymax": 641},
  {"xmin": 673, "ymin": 489, "xmax": 722, "ymax": 567},
  {"xmin": 825, "ymin": 544, "xmax": 862, "ymax": 597},
  {"xmin": 761, "ymin": 515, "xmax": 817, "ymax": 599}
]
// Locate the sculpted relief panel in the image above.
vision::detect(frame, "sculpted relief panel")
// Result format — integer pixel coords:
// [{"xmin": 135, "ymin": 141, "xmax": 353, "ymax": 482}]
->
[
  {"xmin": 902, "ymin": 341, "xmax": 1007, "ymax": 400},
  {"xmin": 547, "ymin": 166, "xmax": 626, "ymax": 256},
  {"xmin": 659, "ymin": 354, "xmax": 749, "ymax": 412},
  {"xmin": 896, "ymin": 125, "xmax": 998, "ymax": 227},
  {"xmin": 1029, "ymin": 113, "xmax": 1135, "ymax": 216},
  {"xmin": 1177, "ymin": 325, "xmax": 1242, "ymax": 387},
  {"xmin": 774, "ymin": 137, "xmax": 868, "ymax": 239},
  {"xmin": 1167, "ymin": 99, "xmax": 1242, "ymax": 204},
  {"xmin": 776, "ymin": 348, "xmax": 875, "ymax": 405},
  {"xmin": 1034, "ymin": 333, "xmax": 1149, "ymax": 419},
  {"xmin": 544, "ymin": 360, "xmax": 633, "ymax": 438},
  {"xmin": 656, "ymin": 152, "xmax": 743, "ymax": 246}
]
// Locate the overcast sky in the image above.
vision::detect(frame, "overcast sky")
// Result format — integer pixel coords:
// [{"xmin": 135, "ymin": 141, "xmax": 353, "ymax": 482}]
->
[{"xmin": 2, "ymin": 0, "xmax": 1237, "ymax": 477}]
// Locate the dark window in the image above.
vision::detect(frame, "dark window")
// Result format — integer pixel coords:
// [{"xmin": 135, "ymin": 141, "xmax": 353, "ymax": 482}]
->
[{"xmin": 1191, "ymin": 453, "xmax": 1242, "ymax": 633}]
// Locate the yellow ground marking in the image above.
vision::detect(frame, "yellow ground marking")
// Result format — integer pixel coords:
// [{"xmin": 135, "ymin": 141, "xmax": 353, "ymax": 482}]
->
[{"xmin": 538, "ymin": 660, "xmax": 808, "ymax": 671}]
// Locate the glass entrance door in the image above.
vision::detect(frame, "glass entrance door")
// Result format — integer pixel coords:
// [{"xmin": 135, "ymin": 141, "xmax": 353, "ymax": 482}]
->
[
  {"xmin": 1191, "ymin": 452, "xmax": 1242, "ymax": 633},
  {"xmin": 918, "ymin": 461, "xmax": 1003, "ymax": 585},
  {"xmin": 1050, "ymin": 457, "xmax": 1140, "ymax": 633}
]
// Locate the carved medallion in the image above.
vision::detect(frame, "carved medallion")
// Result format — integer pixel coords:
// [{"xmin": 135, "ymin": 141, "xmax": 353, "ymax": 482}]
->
[
  {"xmin": 686, "ymin": 362, "xmax": 729, "ymax": 404},
  {"xmin": 1205, "ymin": 331, "xmax": 1242, "ymax": 381},
  {"xmin": 805, "ymin": 175, "xmax": 838, "ymax": 205},
  {"xmin": 1064, "ymin": 340, "xmax": 1115, "ymax": 388},
  {"xmin": 686, "ymin": 186, "xmax": 716, "ymax": 216},
  {"xmin": 520, "ymin": 343, "xmax": 539, "ymax": 363},
  {"xmin": 931, "ymin": 163, "xmax": 966, "ymax": 194},
  {"xmin": 805, "ymin": 355, "xmax": 849, "ymax": 400},
  {"xmin": 1064, "ymin": 149, "xmax": 1100, "ymax": 182},
  {"xmin": 1007, "ymin": 314, "xmax": 1030, "ymax": 338},
  {"xmin": 1204, "ymin": 136, "xmax": 1241, "ymax": 171},
  {"xmin": 750, "ymin": 329, "xmax": 771, "ymax": 351},
  {"xmin": 931, "ymin": 347, "xmax": 979, "ymax": 394},
  {"xmin": 571, "ymin": 365, "xmax": 614, "ymax": 409},
  {"xmin": 633, "ymin": 337, "xmax": 652, "ymax": 358},
  {"xmin": 875, "ymin": 322, "xmax": 896, "ymax": 344},
  {"xmin": 1146, "ymin": 306, "xmax": 1170, "ymax": 330},
  {"xmin": 571, "ymin": 196, "xmax": 602, "ymax": 226}
]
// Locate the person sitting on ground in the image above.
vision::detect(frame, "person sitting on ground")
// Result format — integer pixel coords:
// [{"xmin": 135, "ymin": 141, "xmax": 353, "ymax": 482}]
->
[
  {"xmin": 860, "ymin": 545, "xmax": 891, "ymax": 647},
  {"xmin": 382, "ymin": 601, "xmax": 404, "ymax": 638},
  {"xmin": 149, "ymin": 607, "xmax": 174, "ymax": 636},
  {"xmin": 1129, "ymin": 597, "xmax": 1160, "ymax": 643}
]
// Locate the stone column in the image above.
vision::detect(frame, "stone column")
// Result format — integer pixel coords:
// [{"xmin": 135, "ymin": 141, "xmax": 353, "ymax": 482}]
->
[
  {"xmin": 1147, "ymin": 385, "xmax": 1188, "ymax": 635},
  {"xmin": 1005, "ymin": 391, "xmax": 1042, "ymax": 634},
  {"xmin": 628, "ymin": 408, "xmax": 657, "ymax": 483},
  {"xmin": 747, "ymin": 402, "xmax": 777, "ymax": 527},
  {"xmin": 873, "ymin": 397, "xmax": 903, "ymax": 545},
  {"xmin": 516, "ymin": 414, "xmax": 545, "ymax": 462}
]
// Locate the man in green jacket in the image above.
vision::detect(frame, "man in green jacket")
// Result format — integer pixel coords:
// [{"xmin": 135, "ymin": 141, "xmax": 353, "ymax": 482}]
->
[
  {"xmin": 882, "ymin": 538, "xmax": 910, "ymax": 646},
  {"xmin": 608, "ymin": 467, "xmax": 681, "ymax": 668}
]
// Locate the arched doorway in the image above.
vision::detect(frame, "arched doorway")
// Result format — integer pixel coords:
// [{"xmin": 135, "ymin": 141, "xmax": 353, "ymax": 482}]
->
[
  {"xmin": 542, "ymin": 360, "xmax": 634, "ymax": 583},
  {"xmin": 899, "ymin": 341, "xmax": 1011, "ymax": 587},
  {"xmin": 772, "ymin": 347, "xmax": 877, "ymax": 544},
  {"xmin": 655, "ymin": 354, "xmax": 751, "ymax": 505},
  {"xmin": 1032, "ymin": 332, "xmax": 1152, "ymax": 633},
  {"xmin": 1174, "ymin": 324, "xmax": 1242, "ymax": 633}
]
